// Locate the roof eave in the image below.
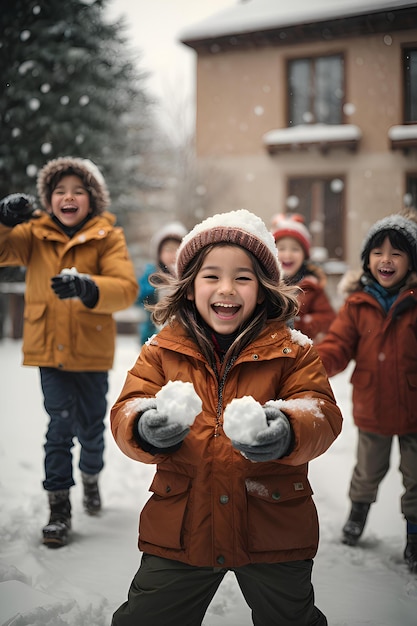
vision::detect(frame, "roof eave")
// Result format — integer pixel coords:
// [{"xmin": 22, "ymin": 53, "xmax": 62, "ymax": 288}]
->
[{"xmin": 181, "ymin": 7, "xmax": 417, "ymax": 52}]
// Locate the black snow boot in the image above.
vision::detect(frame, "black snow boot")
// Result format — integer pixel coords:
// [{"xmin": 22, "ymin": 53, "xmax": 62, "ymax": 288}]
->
[
  {"xmin": 404, "ymin": 531, "xmax": 417, "ymax": 574},
  {"xmin": 81, "ymin": 472, "xmax": 101, "ymax": 515},
  {"xmin": 42, "ymin": 489, "xmax": 71, "ymax": 548},
  {"xmin": 342, "ymin": 501, "xmax": 371, "ymax": 546}
]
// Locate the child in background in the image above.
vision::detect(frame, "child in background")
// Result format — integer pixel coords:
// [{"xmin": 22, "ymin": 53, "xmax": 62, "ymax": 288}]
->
[
  {"xmin": 273, "ymin": 214, "xmax": 335, "ymax": 344},
  {"xmin": 136, "ymin": 221, "xmax": 187, "ymax": 344},
  {"xmin": 316, "ymin": 214, "xmax": 417, "ymax": 573},
  {"xmin": 0, "ymin": 157, "xmax": 138, "ymax": 547},
  {"xmin": 111, "ymin": 209, "xmax": 342, "ymax": 625}
]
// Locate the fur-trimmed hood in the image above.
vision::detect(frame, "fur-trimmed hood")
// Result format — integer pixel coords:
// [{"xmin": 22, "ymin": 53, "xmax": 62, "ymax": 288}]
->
[
  {"xmin": 337, "ymin": 268, "xmax": 417, "ymax": 300},
  {"xmin": 36, "ymin": 156, "xmax": 110, "ymax": 214}
]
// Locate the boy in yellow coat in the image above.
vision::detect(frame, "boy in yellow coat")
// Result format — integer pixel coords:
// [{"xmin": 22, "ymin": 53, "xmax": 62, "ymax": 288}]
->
[{"xmin": 0, "ymin": 157, "xmax": 138, "ymax": 547}]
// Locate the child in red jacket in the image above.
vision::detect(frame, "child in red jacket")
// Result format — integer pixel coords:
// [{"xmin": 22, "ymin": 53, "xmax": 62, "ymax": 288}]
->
[
  {"xmin": 273, "ymin": 214, "xmax": 335, "ymax": 344},
  {"xmin": 317, "ymin": 214, "xmax": 417, "ymax": 573}
]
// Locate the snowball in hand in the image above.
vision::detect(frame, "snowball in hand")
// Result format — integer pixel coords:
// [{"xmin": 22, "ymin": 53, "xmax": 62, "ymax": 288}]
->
[
  {"xmin": 60, "ymin": 266, "xmax": 79, "ymax": 275},
  {"xmin": 155, "ymin": 380, "xmax": 202, "ymax": 427},
  {"xmin": 223, "ymin": 396, "xmax": 268, "ymax": 445}
]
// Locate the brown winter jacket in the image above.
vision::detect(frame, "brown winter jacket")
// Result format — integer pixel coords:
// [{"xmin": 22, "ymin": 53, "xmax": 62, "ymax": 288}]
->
[
  {"xmin": 293, "ymin": 264, "xmax": 336, "ymax": 344},
  {"xmin": 0, "ymin": 212, "xmax": 138, "ymax": 370},
  {"xmin": 111, "ymin": 319, "xmax": 342, "ymax": 568},
  {"xmin": 316, "ymin": 270, "xmax": 417, "ymax": 436}
]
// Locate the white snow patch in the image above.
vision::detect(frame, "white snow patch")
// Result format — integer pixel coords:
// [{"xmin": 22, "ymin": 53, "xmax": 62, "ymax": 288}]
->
[
  {"xmin": 289, "ymin": 328, "xmax": 313, "ymax": 347},
  {"xmin": 245, "ymin": 479, "xmax": 269, "ymax": 497},
  {"xmin": 1, "ymin": 340, "xmax": 417, "ymax": 625},
  {"xmin": 266, "ymin": 397, "xmax": 324, "ymax": 419},
  {"xmin": 388, "ymin": 125, "xmax": 417, "ymax": 141}
]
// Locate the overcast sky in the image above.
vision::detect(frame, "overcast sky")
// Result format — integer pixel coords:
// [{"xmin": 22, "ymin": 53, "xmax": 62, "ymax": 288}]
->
[{"xmin": 105, "ymin": 0, "xmax": 235, "ymax": 107}]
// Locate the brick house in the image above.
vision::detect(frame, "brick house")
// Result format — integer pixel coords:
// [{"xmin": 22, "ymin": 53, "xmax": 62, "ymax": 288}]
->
[{"xmin": 180, "ymin": 0, "xmax": 417, "ymax": 283}]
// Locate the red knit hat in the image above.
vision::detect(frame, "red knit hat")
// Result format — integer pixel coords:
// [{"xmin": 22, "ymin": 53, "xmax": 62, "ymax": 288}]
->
[
  {"xmin": 176, "ymin": 209, "xmax": 281, "ymax": 282},
  {"xmin": 272, "ymin": 214, "xmax": 311, "ymax": 259}
]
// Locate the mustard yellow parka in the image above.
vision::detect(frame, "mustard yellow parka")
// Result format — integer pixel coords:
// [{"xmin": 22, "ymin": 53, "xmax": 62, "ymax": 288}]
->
[
  {"xmin": 111, "ymin": 319, "xmax": 342, "ymax": 568},
  {"xmin": 0, "ymin": 211, "xmax": 138, "ymax": 371}
]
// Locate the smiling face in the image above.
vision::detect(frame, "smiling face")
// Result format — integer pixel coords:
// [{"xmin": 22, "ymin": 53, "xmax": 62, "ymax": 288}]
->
[
  {"xmin": 188, "ymin": 245, "xmax": 263, "ymax": 334},
  {"xmin": 368, "ymin": 235, "xmax": 411, "ymax": 289},
  {"xmin": 50, "ymin": 174, "xmax": 92, "ymax": 227},
  {"xmin": 275, "ymin": 236, "xmax": 305, "ymax": 278}
]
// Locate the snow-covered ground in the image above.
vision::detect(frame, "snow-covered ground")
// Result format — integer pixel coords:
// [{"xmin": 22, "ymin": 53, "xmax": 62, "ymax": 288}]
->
[{"xmin": 0, "ymin": 335, "xmax": 416, "ymax": 625}]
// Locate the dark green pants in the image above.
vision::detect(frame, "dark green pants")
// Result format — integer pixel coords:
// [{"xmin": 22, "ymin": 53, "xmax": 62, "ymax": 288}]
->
[{"xmin": 111, "ymin": 554, "xmax": 327, "ymax": 626}]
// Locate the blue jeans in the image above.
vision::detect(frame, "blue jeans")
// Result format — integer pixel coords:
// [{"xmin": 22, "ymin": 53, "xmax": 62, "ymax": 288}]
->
[{"xmin": 40, "ymin": 367, "xmax": 108, "ymax": 491}]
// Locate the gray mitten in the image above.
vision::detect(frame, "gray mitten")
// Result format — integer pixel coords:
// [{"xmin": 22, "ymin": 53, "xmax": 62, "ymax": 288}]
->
[
  {"xmin": 138, "ymin": 408, "xmax": 190, "ymax": 449},
  {"xmin": 232, "ymin": 406, "xmax": 292, "ymax": 462}
]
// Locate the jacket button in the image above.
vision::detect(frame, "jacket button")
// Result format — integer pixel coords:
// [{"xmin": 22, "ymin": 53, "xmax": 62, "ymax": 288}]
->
[
  {"xmin": 283, "ymin": 347, "xmax": 291, "ymax": 354},
  {"xmin": 219, "ymin": 495, "xmax": 229, "ymax": 504},
  {"xmin": 272, "ymin": 492, "xmax": 281, "ymax": 500},
  {"xmin": 216, "ymin": 555, "xmax": 225, "ymax": 565},
  {"xmin": 166, "ymin": 486, "xmax": 171, "ymax": 493},
  {"xmin": 57, "ymin": 344, "xmax": 63, "ymax": 351},
  {"xmin": 252, "ymin": 354, "xmax": 259, "ymax": 360}
]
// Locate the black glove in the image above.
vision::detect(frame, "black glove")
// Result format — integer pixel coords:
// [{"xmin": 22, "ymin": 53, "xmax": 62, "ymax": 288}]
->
[
  {"xmin": 51, "ymin": 274, "xmax": 99, "ymax": 308},
  {"xmin": 0, "ymin": 193, "xmax": 40, "ymax": 227},
  {"xmin": 231, "ymin": 406, "xmax": 292, "ymax": 462},
  {"xmin": 138, "ymin": 409, "xmax": 190, "ymax": 449}
]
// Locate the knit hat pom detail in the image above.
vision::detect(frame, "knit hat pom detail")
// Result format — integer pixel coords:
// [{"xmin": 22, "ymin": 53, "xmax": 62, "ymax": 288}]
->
[
  {"xmin": 272, "ymin": 213, "xmax": 311, "ymax": 259},
  {"xmin": 176, "ymin": 209, "xmax": 281, "ymax": 282}
]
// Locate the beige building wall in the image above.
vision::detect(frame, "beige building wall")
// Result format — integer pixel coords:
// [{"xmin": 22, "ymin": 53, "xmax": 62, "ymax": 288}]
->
[{"xmin": 193, "ymin": 28, "xmax": 417, "ymax": 272}]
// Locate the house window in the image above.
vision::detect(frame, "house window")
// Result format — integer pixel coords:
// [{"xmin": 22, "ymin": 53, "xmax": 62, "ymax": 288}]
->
[
  {"xmin": 406, "ymin": 174, "xmax": 417, "ymax": 207},
  {"xmin": 404, "ymin": 48, "xmax": 417, "ymax": 123},
  {"xmin": 287, "ymin": 54, "xmax": 344, "ymax": 126},
  {"xmin": 287, "ymin": 177, "xmax": 345, "ymax": 260}
]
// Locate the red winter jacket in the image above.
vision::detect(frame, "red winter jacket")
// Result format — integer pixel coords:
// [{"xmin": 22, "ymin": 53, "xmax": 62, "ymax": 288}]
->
[
  {"xmin": 293, "ymin": 264, "xmax": 336, "ymax": 344},
  {"xmin": 317, "ymin": 270, "xmax": 417, "ymax": 436}
]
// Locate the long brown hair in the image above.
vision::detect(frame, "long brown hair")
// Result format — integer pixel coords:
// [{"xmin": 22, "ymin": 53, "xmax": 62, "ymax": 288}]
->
[{"xmin": 148, "ymin": 243, "xmax": 300, "ymax": 366}]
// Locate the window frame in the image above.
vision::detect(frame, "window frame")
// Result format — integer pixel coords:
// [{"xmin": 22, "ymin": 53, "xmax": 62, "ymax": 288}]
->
[
  {"xmin": 286, "ymin": 175, "xmax": 346, "ymax": 261},
  {"xmin": 403, "ymin": 46, "xmax": 417, "ymax": 124},
  {"xmin": 286, "ymin": 52, "xmax": 346, "ymax": 127}
]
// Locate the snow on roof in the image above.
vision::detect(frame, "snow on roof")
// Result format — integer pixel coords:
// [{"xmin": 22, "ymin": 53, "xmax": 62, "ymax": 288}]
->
[
  {"xmin": 179, "ymin": 0, "xmax": 415, "ymax": 42},
  {"xmin": 263, "ymin": 124, "xmax": 362, "ymax": 147},
  {"xmin": 388, "ymin": 125, "xmax": 417, "ymax": 140}
]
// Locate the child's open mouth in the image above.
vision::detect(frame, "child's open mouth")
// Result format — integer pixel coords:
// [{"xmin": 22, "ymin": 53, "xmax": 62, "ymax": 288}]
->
[
  {"xmin": 379, "ymin": 268, "xmax": 395, "ymax": 277},
  {"xmin": 212, "ymin": 303, "xmax": 240, "ymax": 318},
  {"xmin": 61, "ymin": 206, "xmax": 78, "ymax": 214}
]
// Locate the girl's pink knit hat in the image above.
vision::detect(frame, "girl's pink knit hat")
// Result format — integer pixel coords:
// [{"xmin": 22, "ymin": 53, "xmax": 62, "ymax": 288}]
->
[{"xmin": 176, "ymin": 209, "xmax": 281, "ymax": 282}]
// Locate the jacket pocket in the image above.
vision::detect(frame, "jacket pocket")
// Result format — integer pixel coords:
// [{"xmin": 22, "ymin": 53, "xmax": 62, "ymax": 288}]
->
[
  {"xmin": 23, "ymin": 303, "xmax": 47, "ymax": 353},
  {"xmin": 74, "ymin": 311, "xmax": 114, "ymax": 360},
  {"xmin": 139, "ymin": 470, "xmax": 191, "ymax": 549},
  {"xmin": 245, "ymin": 474, "xmax": 317, "ymax": 552},
  {"xmin": 350, "ymin": 369, "xmax": 378, "ymax": 426},
  {"xmin": 350, "ymin": 368, "xmax": 372, "ymax": 388}
]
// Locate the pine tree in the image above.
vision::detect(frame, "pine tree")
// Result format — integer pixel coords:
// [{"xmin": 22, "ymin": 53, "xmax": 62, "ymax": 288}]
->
[{"xmin": 0, "ymin": 0, "xmax": 153, "ymax": 217}]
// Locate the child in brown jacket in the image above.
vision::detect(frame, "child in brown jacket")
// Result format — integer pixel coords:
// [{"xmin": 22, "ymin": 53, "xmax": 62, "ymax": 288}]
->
[{"xmin": 110, "ymin": 209, "xmax": 342, "ymax": 625}]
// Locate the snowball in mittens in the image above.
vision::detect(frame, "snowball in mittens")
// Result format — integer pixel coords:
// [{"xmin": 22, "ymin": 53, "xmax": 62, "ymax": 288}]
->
[
  {"xmin": 223, "ymin": 396, "xmax": 268, "ymax": 445},
  {"xmin": 155, "ymin": 380, "xmax": 202, "ymax": 427}
]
